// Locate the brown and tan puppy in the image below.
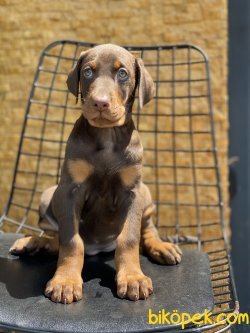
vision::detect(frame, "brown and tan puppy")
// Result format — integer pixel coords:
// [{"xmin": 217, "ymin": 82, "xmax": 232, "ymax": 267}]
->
[{"xmin": 10, "ymin": 44, "xmax": 182, "ymax": 304}]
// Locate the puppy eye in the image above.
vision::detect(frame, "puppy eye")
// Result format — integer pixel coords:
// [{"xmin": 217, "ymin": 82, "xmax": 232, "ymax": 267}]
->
[
  {"xmin": 83, "ymin": 66, "xmax": 94, "ymax": 79},
  {"xmin": 118, "ymin": 68, "xmax": 128, "ymax": 81}
]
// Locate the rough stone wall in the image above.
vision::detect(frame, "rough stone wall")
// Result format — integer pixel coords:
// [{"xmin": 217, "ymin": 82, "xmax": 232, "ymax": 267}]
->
[{"xmin": 0, "ymin": 0, "xmax": 228, "ymax": 235}]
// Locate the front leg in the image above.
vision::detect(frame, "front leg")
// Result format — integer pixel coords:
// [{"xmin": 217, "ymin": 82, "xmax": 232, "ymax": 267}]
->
[
  {"xmin": 44, "ymin": 184, "xmax": 84, "ymax": 304},
  {"xmin": 115, "ymin": 188, "xmax": 153, "ymax": 301}
]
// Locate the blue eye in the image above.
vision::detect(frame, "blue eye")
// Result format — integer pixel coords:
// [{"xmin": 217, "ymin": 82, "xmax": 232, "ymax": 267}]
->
[
  {"xmin": 118, "ymin": 68, "xmax": 128, "ymax": 81},
  {"xmin": 83, "ymin": 66, "xmax": 94, "ymax": 79}
]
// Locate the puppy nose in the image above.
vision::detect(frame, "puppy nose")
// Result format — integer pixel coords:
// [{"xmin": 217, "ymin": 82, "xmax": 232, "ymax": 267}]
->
[{"xmin": 92, "ymin": 96, "xmax": 110, "ymax": 111}]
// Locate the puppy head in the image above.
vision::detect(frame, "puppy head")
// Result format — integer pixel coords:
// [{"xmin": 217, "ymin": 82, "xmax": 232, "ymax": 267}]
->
[{"xmin": 67, "ymin": 44, "xmax": 154, "ymax": 128}]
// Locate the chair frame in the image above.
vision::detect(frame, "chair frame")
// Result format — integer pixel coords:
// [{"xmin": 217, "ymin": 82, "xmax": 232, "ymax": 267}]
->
[{"xmin": 0, "ymin": 40, "xmax": 238, "ymax": 332}]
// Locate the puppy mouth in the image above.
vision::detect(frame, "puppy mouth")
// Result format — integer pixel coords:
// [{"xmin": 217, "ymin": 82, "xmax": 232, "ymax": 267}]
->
[
  {"xmin": 87, "ymin": 111, "xmax": 126, "ymax": 128},
  {"xmin": 82, "ymin": 105, "xmax": 126, "ymax": 128}
]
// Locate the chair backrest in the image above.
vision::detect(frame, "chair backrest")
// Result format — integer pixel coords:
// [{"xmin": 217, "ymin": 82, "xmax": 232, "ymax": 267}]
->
[{"xmin": 0, "ymin": 41, "xmax": 226, "ymax": 254}]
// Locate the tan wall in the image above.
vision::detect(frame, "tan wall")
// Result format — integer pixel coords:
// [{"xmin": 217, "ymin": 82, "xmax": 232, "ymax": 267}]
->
[{"xmin": 0, "ymin": 0, "xmax": 228, "ymax": 233}]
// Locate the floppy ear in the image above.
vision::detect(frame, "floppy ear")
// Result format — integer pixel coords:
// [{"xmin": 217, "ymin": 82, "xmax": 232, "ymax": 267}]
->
[
  {"xmin": 136, "ymin": 58, "xmax": 155, "ymax": 110},
  {"xmin": 66, "ymin": 51, "xmax": 86, "ymax": 102}
]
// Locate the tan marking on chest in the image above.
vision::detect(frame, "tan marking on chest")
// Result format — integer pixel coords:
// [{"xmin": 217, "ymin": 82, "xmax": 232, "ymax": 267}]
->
[
  {"xmin": 119, "ymin": 164, "xmax": 141, "ymax": 187},
  {"xmin": 68, "ymin": 159, "xmax": 94, "ymax": 184}
]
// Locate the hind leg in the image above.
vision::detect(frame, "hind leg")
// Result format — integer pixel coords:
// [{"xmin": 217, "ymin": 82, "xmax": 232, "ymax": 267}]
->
[
  {"xmin": 9, "ymin": 235, "xmax": 59, "ymax": 256},
  {"xmin": 141, "ymin": 183, "xmax": 182, "ymax": 265},
  {"xmin": 9, "ymin": 185, "xmax": 59, "ymax": 256}
]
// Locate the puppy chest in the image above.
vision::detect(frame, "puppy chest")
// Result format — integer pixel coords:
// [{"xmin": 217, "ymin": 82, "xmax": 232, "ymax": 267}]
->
[
  {"xmin": 80, "ymin": 179, "xmax": 132, "ymax": 245},
  {"xmin": 67, "ymin": 156, "xmax": 141, "ymax": 188}
]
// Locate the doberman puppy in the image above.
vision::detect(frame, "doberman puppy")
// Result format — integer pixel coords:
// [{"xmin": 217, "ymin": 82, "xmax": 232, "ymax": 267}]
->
[{"xmin": 10, "ymin": 44, "xmax": 182, "ymax": 304}]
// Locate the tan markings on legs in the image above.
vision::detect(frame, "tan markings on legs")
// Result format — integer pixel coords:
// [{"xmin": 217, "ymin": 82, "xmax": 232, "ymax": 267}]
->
[
  {"xmin": 45, "ymin": 233, "xmax": 84, "ymax": 304},
  {"xmin": 140, "ymin": 182, "xmax": 182, "ymax": 265},
  {"xmin": 142, "ymin": 215, "xmax": 182, "ymax": 265},
  {"xmin": 119, "ymin": 164, "xmax": 141, "ymax": 187},
  {"xmin": 115, "ymin": 232, "xmax": 153, "ymax": 301},
  {"xmin": 67, "ymin": 159, "xmax": 94, "ymax": 184},
  {"xmin": 115, "ymin": 201, "xmax": 153, "ymax": 301},
  {"xmin": 9, "ymin": 235, "xmax": 59, "ymax": 255}
]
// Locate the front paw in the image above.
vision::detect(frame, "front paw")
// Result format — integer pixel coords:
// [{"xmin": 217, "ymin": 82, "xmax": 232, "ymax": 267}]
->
[
  {"xmin": 45, "ymin": 275, "xmax": 83, "ymax": 304},
  {"xmin": 146, "ymin": 240, "xmax": 182, "ymax": 265},
  {"xmin": 116, "ymin": 271, "xmax": 153, "ymax": 301}
]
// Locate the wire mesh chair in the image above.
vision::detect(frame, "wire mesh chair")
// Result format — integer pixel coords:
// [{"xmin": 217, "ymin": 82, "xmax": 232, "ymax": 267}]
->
[{"xmin": 0, "ymin": 40, "xmax": 238, "ymax": 333}]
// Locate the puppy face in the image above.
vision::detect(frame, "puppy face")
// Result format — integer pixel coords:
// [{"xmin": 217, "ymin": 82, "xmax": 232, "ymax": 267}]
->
[{"xmin": 67, "ymin": 44, "xmax": 154, "ymax": 128}]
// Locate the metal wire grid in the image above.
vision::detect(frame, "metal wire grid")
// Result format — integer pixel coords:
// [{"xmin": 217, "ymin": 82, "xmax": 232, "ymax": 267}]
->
[{"xmin": 0, "ymin": 41, "xmax": 238, "ymax": 332}]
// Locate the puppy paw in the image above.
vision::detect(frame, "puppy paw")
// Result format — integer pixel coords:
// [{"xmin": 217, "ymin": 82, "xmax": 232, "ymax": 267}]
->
[
  {"xmin": 116, "ymin": 271, "xmax": 153, "ymax": 301},
  {"xmin": 146, "ymin": 240, "xmax": 182, "ymax": 265},
  {"xmin": 9, "ymin": 236, "xmax": 58, "ymax": 256},
  {"xmin": 45, "ymin": 275, "xmax": 83, "ymax": 304}
]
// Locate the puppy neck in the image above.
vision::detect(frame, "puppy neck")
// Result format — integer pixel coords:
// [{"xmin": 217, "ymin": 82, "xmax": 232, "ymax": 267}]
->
[{"xmin": 80, "ymin": 114, "xmax": 136, "ymax": 142}]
